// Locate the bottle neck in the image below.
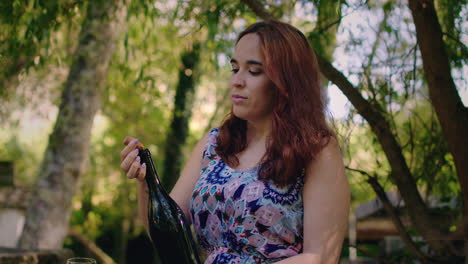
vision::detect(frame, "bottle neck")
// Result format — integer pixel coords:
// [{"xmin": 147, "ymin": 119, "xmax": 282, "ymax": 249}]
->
[
  {"xmin": 145, "ymin": 165, "xmax": 161, "ymax": 191},
  {"xmin": 140, "ymin": 149, "xmax": 166, "ymax": 194}
]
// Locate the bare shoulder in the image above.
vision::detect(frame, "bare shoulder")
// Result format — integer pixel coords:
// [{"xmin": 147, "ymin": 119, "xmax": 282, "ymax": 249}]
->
[
  {"xmin": 305, "ymin": 136, "xmax": 345, "ymax": 183},
  {"xmin": 318, "ymin": 136, "xmax": 342, "ymax": 159},
  {"xmin": 193, "ymin": 131, "xmax": 211, "ymax": 154}
]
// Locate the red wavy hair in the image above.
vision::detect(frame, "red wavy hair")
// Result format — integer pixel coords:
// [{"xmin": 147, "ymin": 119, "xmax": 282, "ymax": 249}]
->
[{"xmin": 216, "ymin": 20, "xmax": 335, "ymax": 186}]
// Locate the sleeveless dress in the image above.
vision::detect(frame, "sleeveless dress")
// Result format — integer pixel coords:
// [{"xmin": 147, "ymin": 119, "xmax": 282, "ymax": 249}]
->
[{"xmin": 189, "ymin": 128, "xmax": 304, "ymax": 264}]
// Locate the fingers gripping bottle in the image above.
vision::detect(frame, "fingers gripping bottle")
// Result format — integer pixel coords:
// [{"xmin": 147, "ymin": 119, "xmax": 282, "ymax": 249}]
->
[{"xmin": 138, "ymin": 149, "xmax": 201, "ymax": 264}]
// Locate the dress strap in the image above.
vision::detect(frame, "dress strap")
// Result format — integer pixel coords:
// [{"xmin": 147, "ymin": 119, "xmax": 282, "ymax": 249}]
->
[{"xmin": 202, "ymin": 127, "xmax": 220, "ymax": 161}]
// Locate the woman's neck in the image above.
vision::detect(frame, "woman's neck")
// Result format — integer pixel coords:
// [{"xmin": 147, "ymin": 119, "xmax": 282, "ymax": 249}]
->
[{"xmin": 246, "ymin": 119, "xmax": 271, "ymax": 144}]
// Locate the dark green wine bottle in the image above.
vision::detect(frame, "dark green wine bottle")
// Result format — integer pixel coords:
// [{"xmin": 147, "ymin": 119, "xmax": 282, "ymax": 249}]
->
[{"xmin": 138, "ymin": 149, "xmax": 201, "ymax": 264}]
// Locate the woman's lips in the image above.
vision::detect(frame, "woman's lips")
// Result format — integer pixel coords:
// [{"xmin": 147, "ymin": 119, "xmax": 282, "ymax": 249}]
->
[{"xmin": 232, "ymin": 95, "xmax": 247, "ymax": 104}]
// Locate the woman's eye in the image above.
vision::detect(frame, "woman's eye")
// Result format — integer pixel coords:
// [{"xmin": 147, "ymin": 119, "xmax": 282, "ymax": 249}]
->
[
  {"xmin": 249, "ymin": 71, "xmax": 261, "ymax": 75},
  {"xmin": 230, "ymin": 68, "xmax": 261, "ymax": 75}
]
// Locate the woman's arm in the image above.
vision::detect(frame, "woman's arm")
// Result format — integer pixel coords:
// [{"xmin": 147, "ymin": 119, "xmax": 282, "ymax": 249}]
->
[
  {"xmin": 275, "ymin": 138, "xmax": 351, "ymax": 264},
  {"xmin": 169, "ymin": 132, "xmax": 210, "ymax": 220}
]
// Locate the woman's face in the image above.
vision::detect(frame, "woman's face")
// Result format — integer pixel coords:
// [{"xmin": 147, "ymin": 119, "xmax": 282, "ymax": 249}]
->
[{"xmin": 230, "ymin": 33, "xmax": 275, "ymax": 123}]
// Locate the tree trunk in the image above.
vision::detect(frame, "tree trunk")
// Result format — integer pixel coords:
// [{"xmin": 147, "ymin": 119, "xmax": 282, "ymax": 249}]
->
[
  {"xmin": 309, "ymin": 0, "xmax": 341, "ymax": 62},
  {"xmin": 408, "ymin": 0, "xmax": 468, "ymax": 239},
  {"xmin": 309, "ymin": 0, "xmax": 342, "ymax": 104},
  {"xmin": 18, "ymin": 0, "xmax": 130, "ymax": 249},
  {"xmin": 162, "ymin": 43, "xmax": 201, "ymax": 192}
]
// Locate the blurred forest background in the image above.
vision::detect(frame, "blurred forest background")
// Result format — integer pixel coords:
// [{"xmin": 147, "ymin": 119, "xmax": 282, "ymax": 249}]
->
[{"xmin": 0, "ymin": 0, "xmax": 466, "ymax": 263}]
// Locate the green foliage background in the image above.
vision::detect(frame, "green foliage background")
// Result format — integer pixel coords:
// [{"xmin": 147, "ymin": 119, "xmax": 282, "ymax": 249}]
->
[{"xmin": 0, "ymin": 0, "xmax": 466, "ymax": 262}]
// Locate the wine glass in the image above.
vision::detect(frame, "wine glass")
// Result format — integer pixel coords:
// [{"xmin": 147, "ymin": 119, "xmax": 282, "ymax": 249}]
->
[{"xmin": 66, "ymin": 257, "xmax": 97, "ymax": 264}]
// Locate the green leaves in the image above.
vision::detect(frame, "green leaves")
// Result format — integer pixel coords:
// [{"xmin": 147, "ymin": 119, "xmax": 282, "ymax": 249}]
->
[{"xmin": 1, "ymin": 0, "xmax": 465, "ymax": 259}]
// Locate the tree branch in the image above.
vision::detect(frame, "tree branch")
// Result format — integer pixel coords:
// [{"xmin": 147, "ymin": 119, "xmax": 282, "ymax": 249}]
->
[
  {"xmin": 346, "ymin": 167, "xmax": 430, "ymax": 262},
  {"xmin": 442, "ymin": 32, "xmax": 468, "ymax": 50},
  {"xmin": 362, "ymin": 5, "xmax": 391, "ymax": 101},
  {"xmin": 239, "ymin": 0, "xmax": 274, "ymax": 20},
  {"xmin": 344, "ymin": 242, "xmax": 395, "ymax": 264}
]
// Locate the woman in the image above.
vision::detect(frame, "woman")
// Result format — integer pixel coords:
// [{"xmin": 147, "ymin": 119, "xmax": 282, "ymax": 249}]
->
[{"xmin": 120, "ymin": 20, "xmax": 350, "ymax": 264}]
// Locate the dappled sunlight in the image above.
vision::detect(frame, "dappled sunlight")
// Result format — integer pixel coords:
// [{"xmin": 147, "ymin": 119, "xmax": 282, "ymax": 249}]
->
[{"xmin": 0, "ymin": 0, "xmax": 465, "ymax": 262}]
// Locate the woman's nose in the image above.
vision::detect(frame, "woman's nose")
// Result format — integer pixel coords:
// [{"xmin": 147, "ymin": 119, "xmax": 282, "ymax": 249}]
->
[{"xmin": 231, "ymin": 72, "xmax": 246, "ymax": 88}]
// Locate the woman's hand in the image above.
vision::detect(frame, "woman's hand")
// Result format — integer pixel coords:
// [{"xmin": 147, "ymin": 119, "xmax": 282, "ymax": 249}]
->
[
  {"xmin": 120, "ymin": 136, "xmax": 146, "ymax": 181},
  {"xmin": 121, "ymin": 136, "xmax": 150, "ymax": 232}
]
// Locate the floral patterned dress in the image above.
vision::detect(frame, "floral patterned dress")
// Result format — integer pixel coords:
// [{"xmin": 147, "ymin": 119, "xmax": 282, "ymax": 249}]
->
[{"xmin": 189, "ymin": 128, "xmax": 304, "ymax": 264}]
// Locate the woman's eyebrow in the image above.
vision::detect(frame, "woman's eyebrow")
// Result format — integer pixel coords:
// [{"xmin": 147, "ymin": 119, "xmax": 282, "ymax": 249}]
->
[{"xmin": 230, "ymin": 58, "xmax": 263, "ymax": 66}]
